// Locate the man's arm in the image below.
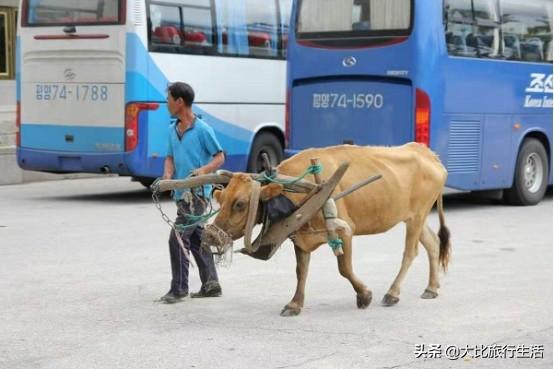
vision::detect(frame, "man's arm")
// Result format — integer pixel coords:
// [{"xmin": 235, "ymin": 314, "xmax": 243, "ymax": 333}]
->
[
  {"xmin": 163, "ymin": 155, "xmax": 175, "ymax": 180},
  {"xmin": 194, "ymin": 151, "xmax": 225, "ymax": 176}
]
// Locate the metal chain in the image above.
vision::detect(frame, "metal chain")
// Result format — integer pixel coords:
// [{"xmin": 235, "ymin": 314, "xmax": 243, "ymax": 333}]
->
[
  {"xmin": 152, "ymin": 188, "xmax": 177, "ymax": 229},
  {"xmin": 151, "ymin": 181, "xmax": 225, "ymax": 266},
  {"xmin": 151, "ymin": 186, "xmax": 195, "ymax": 268}
]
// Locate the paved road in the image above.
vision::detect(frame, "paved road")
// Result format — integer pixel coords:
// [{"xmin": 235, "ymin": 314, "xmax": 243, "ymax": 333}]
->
[{"xmin": 0, "ymin": 178, "xmax": 552, "ymax": 369}]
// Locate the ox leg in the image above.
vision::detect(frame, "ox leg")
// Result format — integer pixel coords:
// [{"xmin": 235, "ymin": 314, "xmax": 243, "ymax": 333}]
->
[
  {"xmin": 420, "ymin": 224, "xmax": 440, "ymax": 299},
  {"xmin": 281, "ymin": 244, "xmax": 311, "ymax": 317},
  {"xmin": 382, "ymin": 219, "xmax": 424, "ymax": 306},
  {"xmin": 336, "ymin": 235, "xmax": 372, "ymax": 309}
]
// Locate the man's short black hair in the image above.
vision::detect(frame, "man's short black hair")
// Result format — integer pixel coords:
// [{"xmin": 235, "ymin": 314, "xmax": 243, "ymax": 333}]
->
[{"xmin": 167, "ymin": 82, "xmax": 195, "ymax": 107}]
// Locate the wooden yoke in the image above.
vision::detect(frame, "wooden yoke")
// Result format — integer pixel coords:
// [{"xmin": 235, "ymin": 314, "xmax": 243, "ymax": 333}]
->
[
  {"xmin": 240, "ymin": 161, "xmax": 350, "ymax": 260},
  {"xmin": 311, "ymin": 158, "xmax": 344, "ymax": 257}
]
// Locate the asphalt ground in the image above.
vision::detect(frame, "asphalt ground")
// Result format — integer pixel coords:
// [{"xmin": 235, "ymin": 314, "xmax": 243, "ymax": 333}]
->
[{"xmin": 0, "ymin": 177, "xmax": 552, "ymax": 369}]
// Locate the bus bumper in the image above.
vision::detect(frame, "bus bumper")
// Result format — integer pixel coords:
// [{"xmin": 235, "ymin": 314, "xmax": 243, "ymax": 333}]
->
[
  {"xmin": 17, "ymin": 147, "xmax": 250, "ymax": 178},
  {"xmin": 17, "ymin": 147, "xmax": 138, "ymax": 175}
]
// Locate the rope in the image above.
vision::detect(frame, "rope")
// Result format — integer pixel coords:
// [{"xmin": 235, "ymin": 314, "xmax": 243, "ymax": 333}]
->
[
  {"xmin": 328, "ymin": 238, "xmax": 343, "ymax": 251},
  {"xmin": 151, "ymin": 175, "xmax": 220, "ymax": 232},
  {"xmin": 175, "ymin": 209, "xmax": 220, "ymax": 231},
  {"xmin": 256, "ymin": 163, "xmax": 323, "ymax": 185}
]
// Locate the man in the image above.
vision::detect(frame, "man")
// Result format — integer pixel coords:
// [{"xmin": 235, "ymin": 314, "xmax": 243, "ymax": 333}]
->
[{"xmin": 160, "ymin": 82, "xmax": 225, "ymax": 304}]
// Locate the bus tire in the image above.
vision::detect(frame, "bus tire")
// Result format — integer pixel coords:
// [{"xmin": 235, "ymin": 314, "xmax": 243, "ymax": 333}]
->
[
  {"xmin": 247, "ymin": 132, "xmax": 283, "ymax": 173},
  {"xmin": 504, "ymin": 138, "xmax": 548, "ymax": 206}
]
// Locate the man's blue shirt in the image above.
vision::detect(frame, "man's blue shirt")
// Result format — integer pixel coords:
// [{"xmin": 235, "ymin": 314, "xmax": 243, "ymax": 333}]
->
[{"xmin": 167, "ymin": 116, "xmax": 223, "ymax": 200}]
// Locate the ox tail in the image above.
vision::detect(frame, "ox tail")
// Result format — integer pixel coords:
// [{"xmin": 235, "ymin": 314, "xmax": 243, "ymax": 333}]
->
[{"xmin": 436, "ymin": 194, "xmax": 451, "ymax": 272}]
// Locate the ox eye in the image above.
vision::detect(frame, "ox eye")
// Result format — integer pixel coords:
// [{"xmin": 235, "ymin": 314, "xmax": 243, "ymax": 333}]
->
[{"xmin": 233, "ymin": 200, "xmax": 247, "ymax": 212}]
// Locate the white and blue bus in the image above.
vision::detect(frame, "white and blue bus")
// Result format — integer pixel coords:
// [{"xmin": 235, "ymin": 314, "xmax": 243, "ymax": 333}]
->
[
  {"xmin": 286, "ymin": 0, "xmax": 552, "ymax": 205},
  {"xmin": 16, "ymin": 0, "xmax": 292, "ymax": 186}
]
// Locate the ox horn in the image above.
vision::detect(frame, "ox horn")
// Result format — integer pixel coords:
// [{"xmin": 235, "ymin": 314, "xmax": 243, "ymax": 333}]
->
[{"xmin": 153, "ymin": 174, "xmax": 230, "ymax": 193}]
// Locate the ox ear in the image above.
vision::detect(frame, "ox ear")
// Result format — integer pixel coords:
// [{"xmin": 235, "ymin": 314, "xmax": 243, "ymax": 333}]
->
[
  {"xmin": 213, "ymin": 189, "xmax": 222, "ymax": 204},
  {"xmin": 260, "ymin": 183, "xmax": 284, "ymax": 202}
]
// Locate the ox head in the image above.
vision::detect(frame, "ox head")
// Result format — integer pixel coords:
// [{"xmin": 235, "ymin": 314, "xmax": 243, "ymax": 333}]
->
[
  {"xmin": 211, "ymin": 173, "xmax": 284, "ymax": 241},
  {"xmin": 209, "ymin": 171, "xmax": 319, "ymax": 254}
]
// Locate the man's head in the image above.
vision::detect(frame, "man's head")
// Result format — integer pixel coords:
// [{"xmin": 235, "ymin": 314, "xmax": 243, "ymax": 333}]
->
[{"xmin": 167, "ymin": 82, "xmax": 194, "ymax": 116}]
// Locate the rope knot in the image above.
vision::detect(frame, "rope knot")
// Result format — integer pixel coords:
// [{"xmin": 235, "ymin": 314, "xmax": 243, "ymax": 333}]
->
[
  {"xmin": 256, "ymin": 163, "xmax": 324, "ymax": 186},
  {"xmin": 328, "ymin": 238, "xmax": 343, "ymax": 251}
]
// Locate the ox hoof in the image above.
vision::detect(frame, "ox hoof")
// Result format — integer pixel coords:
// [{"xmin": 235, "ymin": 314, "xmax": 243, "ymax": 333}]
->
[
  {"xmin": 280, "ymin": 305, "xmax": 302, "ymax": 317},
  {"xmin": 356, "ymin": 291, "xmax": 372, "ymax": 309},
  {"xmin": 421, "ymin": 289, "xmax": 438, "ymax": 299},
  {"xmin": 381, "ymin": 293, "xmax": 400, "ymax": 307}
]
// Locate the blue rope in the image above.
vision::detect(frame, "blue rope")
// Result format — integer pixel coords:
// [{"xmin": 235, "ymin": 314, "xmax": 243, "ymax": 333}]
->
[
  {"xmin": 328, "ymin": 238, "xmax": 343, "ymax": 251},
  {"xmin": 256, "ymin": 163, "xmax": 323, "ymax": 185},
  {"xmin": 175, "ymin": 209, "xmax": 220, "ymax": 231}
]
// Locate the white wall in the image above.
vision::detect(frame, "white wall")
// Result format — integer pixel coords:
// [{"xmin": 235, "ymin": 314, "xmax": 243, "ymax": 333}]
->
[
  {"xmin": 0, "ymin": 81, "xmax": 16, "ymax": 147},
  {"xmin": 0, "ymin": 0, "xmax": 18, "ymax": 7},
  {"xmin": 0, "ymin": 80, "xmax": 20, "ymax": 184}
]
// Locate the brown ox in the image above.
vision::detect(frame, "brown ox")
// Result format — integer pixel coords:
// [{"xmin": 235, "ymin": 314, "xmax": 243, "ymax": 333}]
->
[{"xmin": 212, "ymin": 143, "xmax": 451, "ymax": 316}]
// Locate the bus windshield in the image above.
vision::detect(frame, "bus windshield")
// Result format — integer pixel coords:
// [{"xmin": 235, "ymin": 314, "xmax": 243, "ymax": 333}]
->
[
  {"xmin": 23, "ymin": 0, "xmax": 123, "ymax": 26},
  {"xmin": 296, "ymin": 0, "xmax": 412, "ymax": 44}
]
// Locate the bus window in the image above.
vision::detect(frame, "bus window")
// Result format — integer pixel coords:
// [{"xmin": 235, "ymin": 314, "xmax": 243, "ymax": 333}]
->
[
  {"xmin": 279, "ymin": 0, "xmax": 292, "ymax": 57},
  {"xmin": 298, "ymin": 0, "xmax": 410, "ymax": 32},
  {"xmin": 296, "ymin": 0, "xmax": 411, "ymax": 47},
  {"xmin": 472, "ymin": 0, "xmax": 501, "ymax": 58},
  {"xmin": 214, "ymin": 0, "xmax": 280, "ymax": 58},
  {"xmin": 23, "ymin": 0, "xmax": 122, "ymax": 26},
  {"xmin": 150, "ymin": 4, "xmax": 183, "ymax": 50},
  {"xmin": 245, "ymin": 0, "xmax": 279, "ymax": 57},
  {"xmin": 445, "ymin": 0, "xmax": 474, "ymax": 57},
  {"xmin": 149, "ymin": 1, "xmax": 215, "ymax": 55},
  {"xmin": 181, "ymin": 1, "xmax": 214, "ymax": 51},
  {"xmin": 501, "ymin": 0, "xmax": 552, "ymax": 63},
  {"xmin": 474, "ymin": 0, "xmax": 499, "ymax": 22},
  {"xmin": 214, "ymin": 0, "xmax": 249, "ymax": 56},
  {"xmin": 445, "ymin": 0, "xmax": 501, "ymax": 59}
]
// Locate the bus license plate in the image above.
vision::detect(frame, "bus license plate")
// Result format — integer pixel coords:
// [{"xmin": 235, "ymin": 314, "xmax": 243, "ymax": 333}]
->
[
  {"xmin": 312, "ymin": 93, "xmax": 384, "ymax": 109},
  {"xmin": 34, "ymin": 84, "xmax": 110, "ymax": 102}
]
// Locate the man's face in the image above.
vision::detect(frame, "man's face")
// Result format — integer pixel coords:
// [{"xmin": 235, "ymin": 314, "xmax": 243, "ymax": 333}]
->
[{"xmin": 166, "ymin": 93, "xmax": 182, "ymax": 116}]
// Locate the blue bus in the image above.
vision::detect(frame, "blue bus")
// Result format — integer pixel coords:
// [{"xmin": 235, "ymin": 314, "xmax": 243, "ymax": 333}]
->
[
  {"xmin": 16, "ymin": 0, "xmax": 292, "ymax": 187},
  {"xmin": 286, "ymin": 0, "xmax": 552, "ymax": 205}
]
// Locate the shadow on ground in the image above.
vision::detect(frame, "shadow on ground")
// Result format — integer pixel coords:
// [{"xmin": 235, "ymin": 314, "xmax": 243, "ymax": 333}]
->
[{"xmin": 35, "ymin": 188, "xmax": 172, "ymax": 204}]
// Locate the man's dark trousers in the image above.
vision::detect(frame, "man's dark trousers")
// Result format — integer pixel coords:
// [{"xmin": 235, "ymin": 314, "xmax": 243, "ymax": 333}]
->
[{"xmin": 168, "ymin": 196, "xmax": 219, "ymax": 294}]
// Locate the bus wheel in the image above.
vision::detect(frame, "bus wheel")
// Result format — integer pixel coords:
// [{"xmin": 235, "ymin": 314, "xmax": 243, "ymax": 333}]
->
[
  {"xmin": 504, "ymin": 138, "xmax": 548, "ymax": 206},
  {"xmin": 247, "ymin": 132, "xmax": 283, "ymax": 173}
]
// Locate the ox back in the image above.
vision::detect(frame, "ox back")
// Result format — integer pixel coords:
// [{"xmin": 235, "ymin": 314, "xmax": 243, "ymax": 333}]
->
[{"xmin": 278, "ymin": 143, "xmax": 448, "ymax": 236}]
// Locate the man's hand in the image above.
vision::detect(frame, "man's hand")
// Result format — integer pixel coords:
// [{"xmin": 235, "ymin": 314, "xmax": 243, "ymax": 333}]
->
[
  {"xmin": 191, "ymin": 152, "xmax": 224, "ymax": 177},
  {"xmin": 150, "ymin": 177, "xmax": 162, "ymax": 192},
  {"xmin": 191, "ymin": 167, "xmax": 206, "ymax": 177}
]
